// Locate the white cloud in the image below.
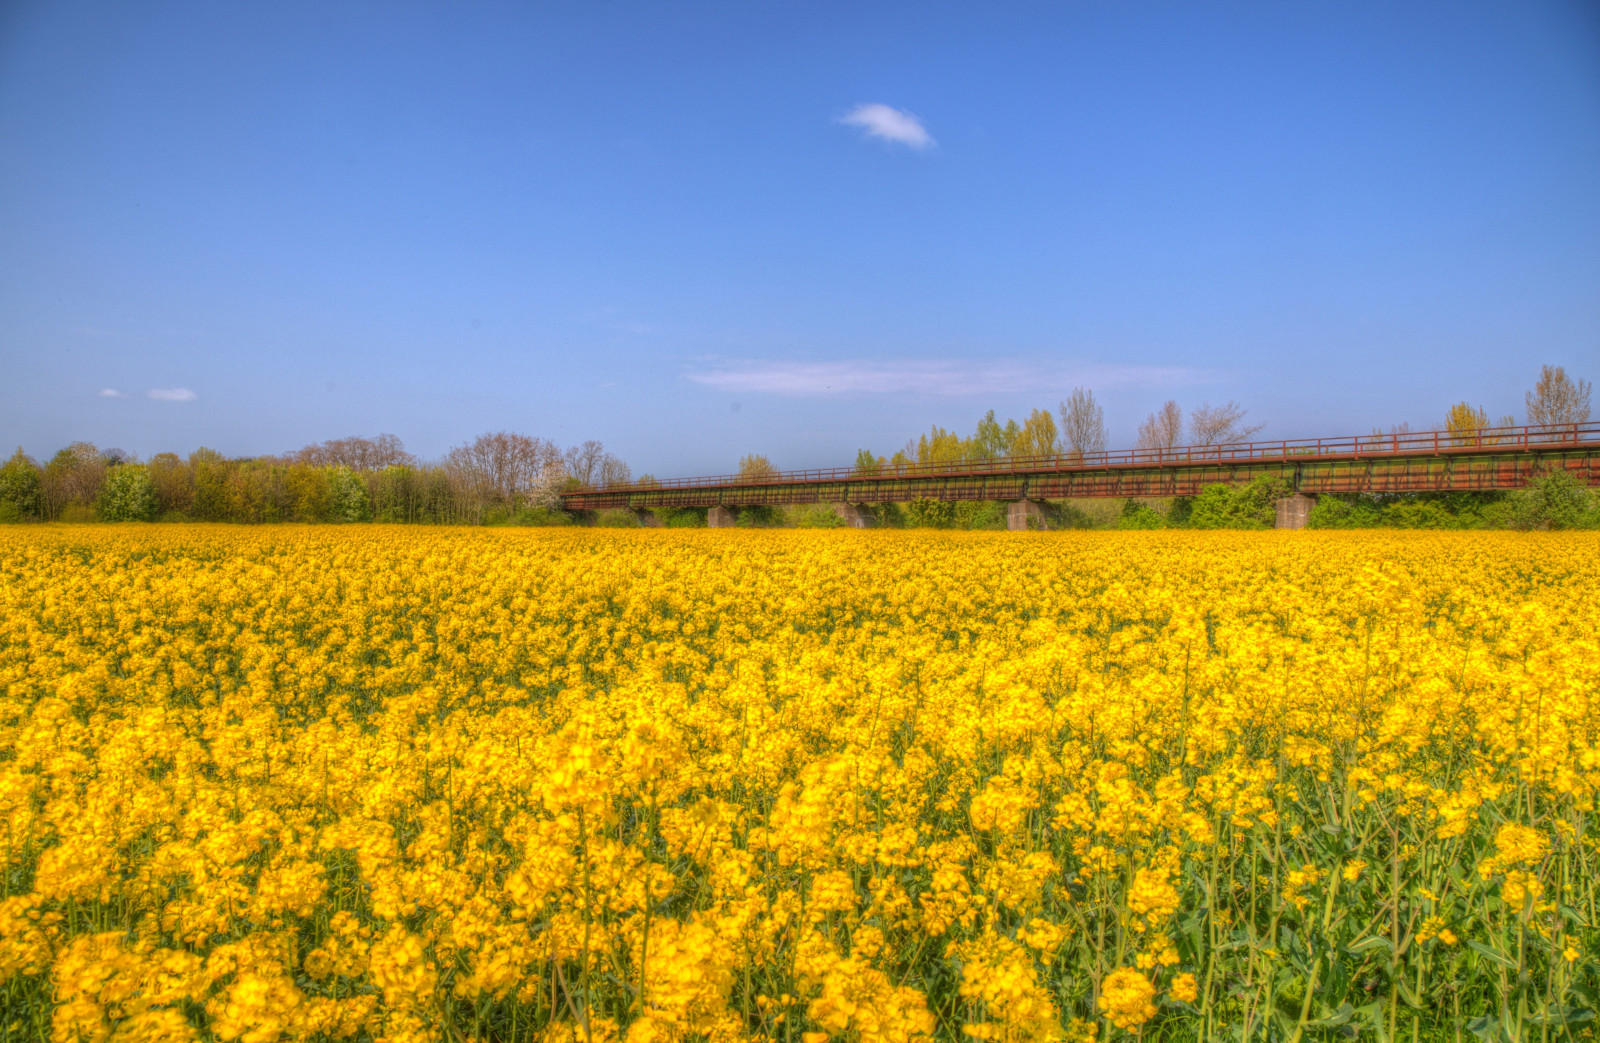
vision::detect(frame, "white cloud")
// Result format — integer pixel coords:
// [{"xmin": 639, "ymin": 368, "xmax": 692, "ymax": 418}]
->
[
  {"xmin": 686, "ymin": 358, "xmax": 1214, "ymax": 396},
  {"xmin": 838, "ymin": 103, "xmax": 934, "ymax": 149},
  {"xmin": 98, "ymin": 388, "xmax": 128, "ymax": 398},
  {"xmin": 147, "ymin": 388, "xmax": 197, "ymax": 402}
]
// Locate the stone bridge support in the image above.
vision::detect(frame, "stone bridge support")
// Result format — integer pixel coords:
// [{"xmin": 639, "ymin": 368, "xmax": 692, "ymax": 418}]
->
[
  {"xmin": 1007, "ymin": 500, "xmax": 1050, "ymax": 531},
  {"xmin": 832, "ymin": 502, "xmax": 875, "ymax": 528},
  {"xmin": 707, "ymin": 505, "xmax": 741, "ymax": 528},
  {"xmin": 1274, "ymin": 494, "xmax": 1316, "ymax": 529},
  {"xmin": 631, "ymin": 508, "xmax": 664, "ymax": 528}
]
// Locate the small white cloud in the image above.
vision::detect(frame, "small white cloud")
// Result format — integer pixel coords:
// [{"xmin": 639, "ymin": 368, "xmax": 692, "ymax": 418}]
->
[
  {"xmin": 147, "ymin": 388, "xmax": 197, "ymax": 402},
  {"xmin": 838, "ymin": 103, "xmax": 934, "ymax": 149},
  {"xmin": 686, "ymin": 358, "xmax": 1214, "ymax": 397},
  {"xmin": 98, "ymin": 388, "xmax": 128, "ymax": 398}
]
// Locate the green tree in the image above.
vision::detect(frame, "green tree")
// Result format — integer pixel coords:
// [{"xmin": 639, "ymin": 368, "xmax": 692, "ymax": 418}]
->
[
  {"xmin": 0, "ymin": 448, "xmax": 43, "ymax": 522},
  {"xmin": 97, "ymin": 465, "xmax": 159, "ymax": 521},
  {"xmin": 328, "ymin": 467, "xmax": 371, "ymax": 523}
]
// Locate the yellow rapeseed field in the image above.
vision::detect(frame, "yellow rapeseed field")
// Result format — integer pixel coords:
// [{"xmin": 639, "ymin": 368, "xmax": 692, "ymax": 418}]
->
[{"xmin": 1, "ymin": 525, "xmax": 1597, "ymax": 1042}]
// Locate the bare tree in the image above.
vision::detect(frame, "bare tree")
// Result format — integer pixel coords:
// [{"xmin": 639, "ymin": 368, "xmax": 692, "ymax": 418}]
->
[
  {"xmin": 598, "ymin": 454, "xmax": 631, "ymax": 487},
  {"xmin": 1526, "ymin": 365, "xmax": 1592, "ymax": 429},
  {"xmin": 564, "ymin": 440, "xmax": 606, "ymax": 486},
  {"xmin": 1188, "ymin": 401, "xmax": 1263, "ymax": 446},
  {"xmin": 1059, "ymin": 387, "xmax": 1107, "ymax": 458},
  {"xmin": 1136, "ymin": 401, "xmax": 1184, "ymax": 450},
  {"xmin": 292, "ymin": 434, "xmax": 413, "ymax": 471},
  {"xmin": 445, "ymin": 431, "xmax": 565, "ymax": 510}
]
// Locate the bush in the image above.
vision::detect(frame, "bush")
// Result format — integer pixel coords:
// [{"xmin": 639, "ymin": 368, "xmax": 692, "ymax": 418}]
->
[
  {"xmin": 595, "ymin": 509, "xmax": 641, "ymax": 528},
  {"xmin": 1382, "ymin": 500, "xmax": 1458, "ymax": 530},
  {"xmin": 952, "ymin": 500, "xmax": 1007, "ymax": 530},
  {"xmin": 98, "ymin": 465, "xmax": 159, "ymax": 522},
  {"xmin": 661, "ymin": 508, "xmax": 706, "ymax": 528},
  {"xmin": 1501, "ymin": 469, "xmax": 1596, "ymax": 530},
  {"xmin": 1189, "ymin": 476, "xmax": 1290, "ymax": 530},
  {"xmin": 789, "ymin": 504, "xmax": 844, "ymax": 528},
  {"xmin": 904, "ymin": 498, "xmax": 955, "ymax": 528},
  {"xmin": 1115, "ymin": 500, "xmax": 1164, "ymax": 530},
  {"xmin": 1308, "ymin": 496, "xmax": 1382, "ymax": 529}
]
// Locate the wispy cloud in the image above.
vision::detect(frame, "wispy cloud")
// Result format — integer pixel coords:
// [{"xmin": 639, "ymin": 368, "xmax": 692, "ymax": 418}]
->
[
  {"xmin": 838, "ymin": 103, "xmax": 934, "ymax": 149},
  {"xmin": 686, "ymin": 358, "xmax": 1214, "ymax": 397},
  {"xmin": 147, "ymin": 388, "xmax": 197, "ymax": 402},
  {"xmin": 98, "ymin": 388, "xmax": 128, "ymax": 398}
]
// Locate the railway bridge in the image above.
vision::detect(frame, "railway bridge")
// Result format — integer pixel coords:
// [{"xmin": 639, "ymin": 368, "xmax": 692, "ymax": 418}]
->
[{"xmin": 560, "ymin": 421, "xmax": 1600, "ymax": 530}]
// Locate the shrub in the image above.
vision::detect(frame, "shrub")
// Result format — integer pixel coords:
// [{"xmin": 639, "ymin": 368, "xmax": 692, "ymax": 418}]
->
[
  {"xmin": 1501, "ymin": 469, "xmax": 1596, "ymax": 530},
  {"xmin": 662, "ymin": 508, "xmax": 706, "ymax": 528},
  {"xmin": 789, "ymin": 504, "xmax": 844, "ymax": 528},
  {"xmin": 595, "ymin": 509, "xmax": 641, "ymax": 528},
  {"xmin": 1309, "ymin": 496, "xmax": 1382, "ymax": 529},
  {"xmin": 904, "ymin": 498, "xmax": 955, "ymax": 528},
  {"xmin": 953, "ymin": 501, "xmax": 1007, "ymax": 530},
  {"xmin": 1115, "ymin": 500, "xmax": 1164, "ymax": 530},
  {"xmin": 97, "ymin": 465, "xmax": 159, "ymax": 522},
  {"xmin": 1189, "ymin": 476, "xmax": 1290, "ymax": 530}
]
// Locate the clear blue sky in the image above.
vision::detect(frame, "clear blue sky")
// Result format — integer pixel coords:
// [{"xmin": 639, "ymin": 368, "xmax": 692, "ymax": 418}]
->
[{"xmin": 3, "ymin": 1, "xmax": 1597, "ymax": 475}]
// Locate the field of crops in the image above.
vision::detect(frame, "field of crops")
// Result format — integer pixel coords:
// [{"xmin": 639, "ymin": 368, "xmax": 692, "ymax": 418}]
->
[{"xmin": 1, "ymin": 526, "xmax": 1597, "ymax": 1042}]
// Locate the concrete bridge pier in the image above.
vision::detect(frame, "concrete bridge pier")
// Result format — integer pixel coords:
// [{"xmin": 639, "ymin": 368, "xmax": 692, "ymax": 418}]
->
[
  {"xmin": 1007, "ymin": 500, "xmax": 1051, "ymax": 531},
  {"xmin": 1274, "ymin": 494, "xmax": 1316, "ymax": 530},
  {"xmin": 832, "ymin": 502, "xmax": 875, "ymax": 528},
  {"xmin": 707, "ymin": 505, "xmax": 741, "ymax": 528},
  {"xmin": 631, "ymin": 508, "xmax": 664, "ymax": 528}
]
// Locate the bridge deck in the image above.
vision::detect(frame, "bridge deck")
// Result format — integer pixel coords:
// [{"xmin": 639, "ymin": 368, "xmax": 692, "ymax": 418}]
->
[{"xmin": 561, "ymin": 422, "xmax": 1600, "ymax": 511}]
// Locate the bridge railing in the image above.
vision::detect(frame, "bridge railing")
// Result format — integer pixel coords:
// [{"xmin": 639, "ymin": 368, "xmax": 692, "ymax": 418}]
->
[{"xmin": 580, "ymin": 420, "xmax": 1599, "ymax": 495}]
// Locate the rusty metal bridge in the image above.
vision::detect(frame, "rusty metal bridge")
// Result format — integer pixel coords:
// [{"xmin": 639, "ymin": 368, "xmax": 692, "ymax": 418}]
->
[{"xmin": 560, "ymin": 421, "xmax": 1600, "ymax": 526}]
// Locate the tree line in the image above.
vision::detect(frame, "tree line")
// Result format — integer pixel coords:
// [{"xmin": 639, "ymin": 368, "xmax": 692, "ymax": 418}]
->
[
  {"xmin": 0, "ymin": 432, "xmax": 631, "ymax": 525},
  {"xmin": 845, "ymin": 365, "xmax": 1591, "ymax": 473},
  {"xmin": 0, "ymin": 365, "xmax": 1590, "ymax": 527}
]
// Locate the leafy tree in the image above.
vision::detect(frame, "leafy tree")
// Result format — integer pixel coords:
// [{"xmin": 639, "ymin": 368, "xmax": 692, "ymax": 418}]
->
[
  {"xmin": 189, "ymin": 448, "xmax": 230, "ymax": 521},
  {"xmin": 913, "ymin": 426, "xmax": 966, "ymax": 465},
  {"xmin": 42, "ymin": 442, "xmax": 107, "ymax": 519},
  {"xmin": 852, "ymin": 450, "xmax": 883, "ymax": 476},
  {"xmin": 970, "ymin": 411, "xmax": 1017, "ymax": 461},
  {"xmin": 1443, "ymin": 403, "xmax": 1513, "ymax": 446},
  {"xmin": 737, "ymin": 454, "xmax": 777, "ymax": 479},
  {"xmin": 1011, "ymin": 408, "xmax": 1060, "ymax": 457},
  {"xmin": 328, "ymin": 467, "xmax": 371, "ymax": 523},
  {"xmin": 97, "ymin": 465, "xmax": 158, "ymax": 521},
  {"xmin": 0, "ymin": 449, "xmax": 42, "ymax": 522}
]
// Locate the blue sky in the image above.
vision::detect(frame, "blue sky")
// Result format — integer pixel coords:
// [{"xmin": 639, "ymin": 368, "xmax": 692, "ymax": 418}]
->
[{"xmin": 3, "ymin": 1, "xmax": 1597, "ymax": 475}]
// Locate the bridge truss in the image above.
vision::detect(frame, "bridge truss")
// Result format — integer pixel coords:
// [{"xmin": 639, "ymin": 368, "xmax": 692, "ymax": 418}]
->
[{"xmin": 561, "ymin": 421, "xmax": 1600, "ymax": 512}]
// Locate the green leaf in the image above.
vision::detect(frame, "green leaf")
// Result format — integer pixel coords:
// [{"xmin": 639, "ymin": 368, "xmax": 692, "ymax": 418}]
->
[
  {"xmin": 1306, "ymin": 1002, "xmax": 1355, "ymax": 1028},
  {"xmin": 1347, "ymin": 935, "xmax": 1393, "ymax": 955},
  {"xmin": 1468, "ymin": 939, "xmax": 1517, "ymax": 970}
]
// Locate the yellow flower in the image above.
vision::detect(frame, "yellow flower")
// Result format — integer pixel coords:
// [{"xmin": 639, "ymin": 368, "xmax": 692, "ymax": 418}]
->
[{"xmin": 1099, "ymin": 968, "xmax": 1157, "ymax": 1030}]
